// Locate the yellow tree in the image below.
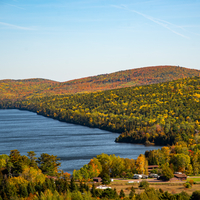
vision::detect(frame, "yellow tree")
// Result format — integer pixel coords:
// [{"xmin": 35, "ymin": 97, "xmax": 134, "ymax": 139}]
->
[
  {"xmin": 21, "ymin": 166, "xmax": 46, "ymax": 184},
  {"xmin": 88, "ymin": 158, "xmax": 102, "ymax": 177},
  {"xmin": 136, "ymin": 154, "xmax": 148, "ymax": 174}
]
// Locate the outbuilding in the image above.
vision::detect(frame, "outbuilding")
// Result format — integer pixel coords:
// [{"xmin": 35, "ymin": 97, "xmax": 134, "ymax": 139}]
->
[
  {"xmin": 173, "ymin": 173, "xmax": 187, "ymax": 181},
  {"xmin": 93, "ymin": 177, "xmax": 102, "ymax": 182}
]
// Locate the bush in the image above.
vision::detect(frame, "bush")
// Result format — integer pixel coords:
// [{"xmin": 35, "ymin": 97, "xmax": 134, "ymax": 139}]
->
[
  {"xmin": 189, "ymin": 179, "xmax": 194, "ymax": 186},
  {"xmin": 183, "ymin": 180, "xmax": 194, "ymax": 189},
  {"xmin": 139, "ymin": 180, "xmax": 149, "ymax": 189},
  {"xmin": 183, "ymin": 182, "xmax": 191, "ymax": 188}
]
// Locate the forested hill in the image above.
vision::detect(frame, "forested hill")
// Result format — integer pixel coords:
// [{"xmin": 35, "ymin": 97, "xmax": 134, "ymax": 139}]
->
[
  {"xmin": 1, "ymin": 76, "xmax": 200, "ymax": 146},
  {"xmin": 0, "ymin": 65, "xmax": 200, "ymax": 101}
]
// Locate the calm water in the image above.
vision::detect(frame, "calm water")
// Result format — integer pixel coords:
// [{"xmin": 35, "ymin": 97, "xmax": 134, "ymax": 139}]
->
[{"xmin": 0, "ymin": 109, "xmax": 162, "ymax": 174}]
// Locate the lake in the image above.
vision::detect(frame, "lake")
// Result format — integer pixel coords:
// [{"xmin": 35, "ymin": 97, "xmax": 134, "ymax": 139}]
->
[{"xmin": 0, "ymin": 109, "xmax": 162, "ymax": 174}]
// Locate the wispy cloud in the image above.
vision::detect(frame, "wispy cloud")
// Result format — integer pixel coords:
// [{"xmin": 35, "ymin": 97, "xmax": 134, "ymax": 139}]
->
[
  {"xmin": 112, "ymin": 4, "xmax": 190, "ymax": 39},
  {"xmin": 0, "ymin": 22, "xmax": 35, "ymax": 31}
]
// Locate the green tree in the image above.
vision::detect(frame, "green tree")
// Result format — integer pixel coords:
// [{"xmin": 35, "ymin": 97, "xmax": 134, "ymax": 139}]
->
[
  {"xmin": 9, "ymin": 149, "xmax": 30, "ymax": 174},
  {"xmin": 171, "ymin": 153, "xmax": 190, "ymax": 172},
  {"xmin": 162, "ymin": 163, "xmax": 174, "ymax": 181},
  {"xmin": 102, "ymin": 188, "xmax": 117, "ymax": 199},
  {"xmin": 20, "ymin": 185, "xmax": 28, "ymax": 198},
  {"xmin": 129, "ymin": 190, "xmax": 135, "ymax": 199},
  {"xmin": 27, "ymin": 151, "xmax": 37, "ymax": 168},
  {"xmin": 70, "ymin": 177, "xmax": 77, "ymax": 192},
  {"xmin": 190, "ymin": 190, "xmax": 200, "ymax": 200},
  {"xmin": 119, "ymin": 189, "xmax": 125, "ymax": 199},
  {"xmin": 37, "ymin": 153, "xmax": 61, "ymax": 176},
  {"xmin": 102, "ymin": 173, "xmax": 111, "ymax": 185}
]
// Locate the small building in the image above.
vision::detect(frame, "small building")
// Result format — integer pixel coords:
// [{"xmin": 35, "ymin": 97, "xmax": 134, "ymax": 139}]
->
[
  {"xmin": 173, "ymin": 173, "xmax": 187, "ymax": 181},
  {"xmin": 46, "ymin": 176, "xmax": 57, "ymax": 180},
  {"xmin": 148, "ymin": 165, "xmax": 159, "ymax": 173},
  {"xmin": 93, "ymin": 177, "xmax": 102, "ymax": 182}
]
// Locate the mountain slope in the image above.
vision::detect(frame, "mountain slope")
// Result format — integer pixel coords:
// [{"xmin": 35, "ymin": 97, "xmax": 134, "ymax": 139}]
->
[
  {"xmin": 0, "ymin": 65, "xmax": 199, "ymax": 101},
  {"xmin": 58, "ymin": 65, "xmax": 200, "ymax": 93}
]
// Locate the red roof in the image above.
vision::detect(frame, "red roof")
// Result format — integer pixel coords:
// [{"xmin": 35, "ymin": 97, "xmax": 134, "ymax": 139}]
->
[
  {"xmin": 174, "ymin": 174, "xmax": 187, "ymax": 178},
  {"xmin": 148, "ymin": 165, "xmax": 159, "ymax": 168}
]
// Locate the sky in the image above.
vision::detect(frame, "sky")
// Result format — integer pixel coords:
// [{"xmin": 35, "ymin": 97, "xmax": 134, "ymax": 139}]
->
[{"xmin": 0, "ymin": 0, "xmax": 200, "ymax": 82}]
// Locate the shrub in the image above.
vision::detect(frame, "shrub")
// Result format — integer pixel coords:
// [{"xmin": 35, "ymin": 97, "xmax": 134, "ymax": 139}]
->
[
  {"xmin": 189, "ymin": 179, "xmax": 194, "ymax": 186},
  {"xmin": 183, "ymin": 182, "xmax": 191, "ymax": 188},
  {"xmin": 139, "ymin": 180, "xmax": 149, "ymax": 189}
]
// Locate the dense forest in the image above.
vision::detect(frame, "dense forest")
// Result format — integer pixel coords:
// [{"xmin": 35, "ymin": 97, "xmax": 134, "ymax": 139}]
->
[
  {"xmin": 1, "ymin": 76, "xmax": 200, "ymax": 146},
  {"xmin": 1, "ymin": 66, "xmax": 200, "ymax": 101},
  {"xmin": 0, "ymin": 147, "xmax": 200, "ymax": 199}
]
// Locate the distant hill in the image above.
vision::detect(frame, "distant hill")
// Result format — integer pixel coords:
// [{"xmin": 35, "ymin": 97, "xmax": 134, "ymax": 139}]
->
[{"xmin": 0, "ymin": 65, "xmax": 199, "ymax": 101}]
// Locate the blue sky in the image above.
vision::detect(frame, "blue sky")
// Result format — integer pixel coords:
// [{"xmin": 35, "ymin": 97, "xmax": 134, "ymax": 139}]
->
[{"xmin": 0, "ymin": 0, "xmax": 200, "ymax": 82}]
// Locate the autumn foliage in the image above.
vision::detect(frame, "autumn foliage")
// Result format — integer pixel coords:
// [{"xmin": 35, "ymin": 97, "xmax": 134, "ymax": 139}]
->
[{"xmin": 0, "ymin": 66, "xmax": 200, "ymax": 102}]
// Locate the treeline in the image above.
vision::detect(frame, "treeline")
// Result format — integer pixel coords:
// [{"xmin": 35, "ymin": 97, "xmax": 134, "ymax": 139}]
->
[
  {"xmin": 73, "ymin": 153, "xmax": 147, "ymax": 181},
  {"xmin": 1, "ymin": 76, "xmax": 200, "ymax": 146},
  {"xmin": 1, "ymin": 149, "xmax": 200, "ymax": 199},
  {"xmin": 73, "ymin": 141, "xmax": 200, "ymax": 181}
]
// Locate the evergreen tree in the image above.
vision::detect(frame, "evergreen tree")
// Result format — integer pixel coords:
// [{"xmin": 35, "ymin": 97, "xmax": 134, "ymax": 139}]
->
[
  {"xmin": 91, "ymin": 184, "xmax": 96, "ymax": 197},
  {"xmin": 20, "ymin": 185, "xmax": 28, "ymax": 198},
  {"xmin": 131, "ymin": 186, "xmax": 135, "ymax": 193},
  {"xmin": 70, "ymin": 177, "xmax": 77, "ymax": 191},
  {"xmin": 119, "ymin": 189, "xmax": 125, "ymax": 199},
  {"xmin": 102, "ymin": 173, "xmax": 111, "ymax": 185},
  {"xmin": 27, "ymin": 182, "xmax": 35, "ymax": 195},
  {"xmin": 129, "ymin": 190, "xmax": 134, "ymax": 199},
  {"xmin": 190, "ymin": 190, "xmax": 200, "ymax": 200},
  {"xmin": 113, "ymin": 188, "xmax": 118, "ymax": 199},
  {"xmin": 64, "ymin": 180, "xmax": 69, "ymax": 192},
  {"xmin": 79, "ymin": 181, "xmax": 84, "ymax": 193}
]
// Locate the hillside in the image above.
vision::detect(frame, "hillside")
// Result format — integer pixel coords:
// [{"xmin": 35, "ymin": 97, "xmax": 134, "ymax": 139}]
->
[
  {"xmin": 1, "ymin": 76, "xmax": 200, "ymax": 146},
  {"xmin": 0, "ymin": 65, "xmax": 199, "ymax": 101}
]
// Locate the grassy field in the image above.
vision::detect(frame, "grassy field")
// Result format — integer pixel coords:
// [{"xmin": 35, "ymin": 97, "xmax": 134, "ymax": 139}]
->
[
  {"xmin": 106, "ymin": 179, "xmax": 200, "ymax": 196},
  {"xmin": 187, "ymin": 177, "xmax": 200, "ymax": 182}
]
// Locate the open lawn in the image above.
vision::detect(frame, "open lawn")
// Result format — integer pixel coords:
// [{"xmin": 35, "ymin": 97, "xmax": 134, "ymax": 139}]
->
[
  {"xmin": 106, "ymin": 178, "xmax": 200, "ymax": 196},
  {"xmin": 187, "ymin": 177, "xmax": 200, "ymax": 182}
]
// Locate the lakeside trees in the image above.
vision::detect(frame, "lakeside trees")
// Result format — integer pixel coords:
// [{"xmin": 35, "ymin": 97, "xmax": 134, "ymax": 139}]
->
[{"xmin": 1, "ymin": 149, "xmax": 200, "ymax": 199}]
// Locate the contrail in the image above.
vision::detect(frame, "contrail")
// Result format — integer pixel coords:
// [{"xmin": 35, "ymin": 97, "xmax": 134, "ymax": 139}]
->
[{"xmin": 112, "ymin": 5, "xmax": 190, "ymax": 39}]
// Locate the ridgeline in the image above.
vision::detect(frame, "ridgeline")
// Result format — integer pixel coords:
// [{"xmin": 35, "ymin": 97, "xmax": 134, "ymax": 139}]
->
[
  {"xmin": 0, "ymin": 65, "xmax": 200, "ymax": 146},
  {"xmin": 1, "ymin": 65, "xmax": 200, "ymax": 101}
]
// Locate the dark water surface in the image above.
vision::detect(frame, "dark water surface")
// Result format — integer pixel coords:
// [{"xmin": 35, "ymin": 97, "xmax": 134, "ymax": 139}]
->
[{"xmin": 0, "ymin": 109, "xmax": 162, "ymax": 174}]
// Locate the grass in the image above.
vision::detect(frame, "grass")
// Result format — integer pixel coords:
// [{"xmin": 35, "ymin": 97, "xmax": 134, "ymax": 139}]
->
[
  {"xmin": 187, "ymin": 177, "xmax": 200, "ymax": 182},
  {"xmin": 104, "ymin": 178, "xmax": 200, "ymax": 196}
]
